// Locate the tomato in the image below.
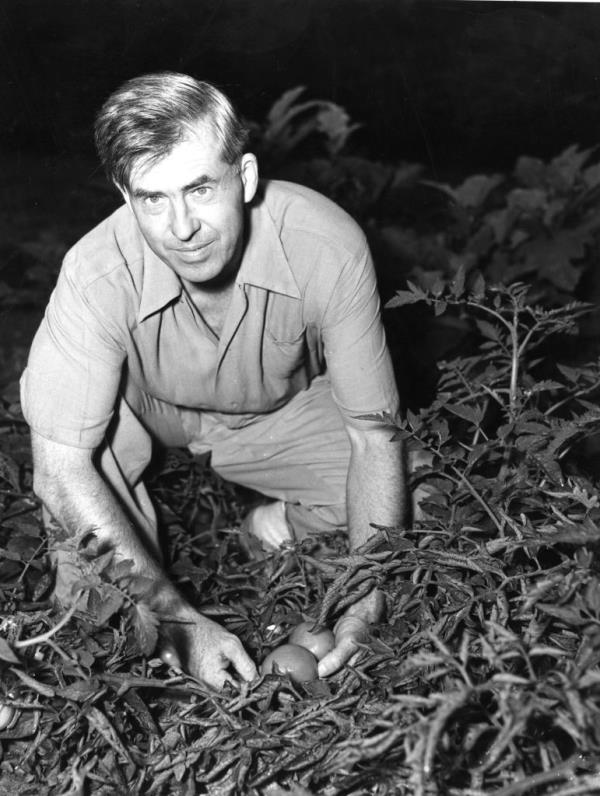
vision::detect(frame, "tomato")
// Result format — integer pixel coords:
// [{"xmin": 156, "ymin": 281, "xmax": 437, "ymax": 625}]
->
[
  {"xmin": 289, "ymin": 620, "xmax": 335, "ymax": 661},
  {"xmin": 0, "ymin": 704, "xmax": 16, "ymax": 731},
  {"xmin": 260, "ymin": 643, "xmax": 318, "ymax": 684}
]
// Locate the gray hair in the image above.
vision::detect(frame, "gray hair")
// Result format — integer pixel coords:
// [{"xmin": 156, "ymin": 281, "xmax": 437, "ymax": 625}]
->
[{"xmin": 94, "ymin": 72, "xmax": 250, "ymax": 190}]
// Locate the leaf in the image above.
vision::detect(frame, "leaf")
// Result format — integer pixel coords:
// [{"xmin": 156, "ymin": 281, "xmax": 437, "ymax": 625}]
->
[
  {"xmin": 507, "ymin": 188, "xmax": 547, "ymax": 214},
  {"xmin": 536, "ymin": 604, "xmax": 587, "ymax": 627},
  {"xmin": 515, "ymin": 155, "xmax": 546, "ymax": 188},
  {"xmin": 132, "ymin": 602, "xmax": 159, "ymax": 657},
  {"xmin": 521, "ymin": 231, "xmax": 589, "ymax": 291},
  {"xmin": 94, "ymin": 589, "xmax": 124, "ymax": 626},
  {"xmin": 443, "ymin": 403, "xmax": 484, "ymax": 425},
  {"xmin": 266, "ymin": 86, "xmax": 306, "ymax": 128},
  {"xmin": 453, "ymin": 174, "xmax": 503, "ymax": 209},
  {"xmin": 583, "ymin": 161, "xmax": 600, "ymax": 189},
  {"xmin": 470, "ymin": 272, "xmax": 486, "ymax": 300},
  {"xmin": 486, "ymin": 207, "xmax": 515, "ymax": 244},
  {"xmin": 58, "ymin": 678, "xmax": 101, "ymax": 702},
  {"xmin": 0, "ymin": 451, "xmax": 20, "ymax": 490},
  {"xmin": 475, "ymin": 319, "xmax": 502, "ymax": 342},
  {"xmin": 385, "ymin": 290, "xmax": 421, "ymax": 309},
  {"xmin": 547, "ymin": 144, "xmax": 592, "ymax": 192},
  {"xmin": 0, "ymin": 637, "xmax": 19, "ymax": 664}
]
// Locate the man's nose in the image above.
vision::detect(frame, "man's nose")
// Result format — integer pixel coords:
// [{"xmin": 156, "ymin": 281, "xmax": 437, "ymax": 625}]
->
[{"xmin": 170, "ymin": 198, "xmax": 199, "ymax": 241}]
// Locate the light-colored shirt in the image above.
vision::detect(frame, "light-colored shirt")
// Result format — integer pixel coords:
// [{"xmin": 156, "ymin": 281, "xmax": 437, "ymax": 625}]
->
[{"xmin": 21, "ymin": 180, "xmax": 399, "ymax": 448}]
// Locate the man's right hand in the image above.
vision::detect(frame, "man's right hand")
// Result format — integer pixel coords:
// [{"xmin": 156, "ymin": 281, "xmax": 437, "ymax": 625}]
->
[{"xmin": 159, "ymin": 604, "xmax": 258, "ymax": 690}]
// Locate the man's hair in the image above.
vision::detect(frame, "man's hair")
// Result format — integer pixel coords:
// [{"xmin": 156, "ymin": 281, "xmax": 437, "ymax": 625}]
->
[{"xmin": 94, "ymin": 72, "xmax": 250, "ymax": 191}]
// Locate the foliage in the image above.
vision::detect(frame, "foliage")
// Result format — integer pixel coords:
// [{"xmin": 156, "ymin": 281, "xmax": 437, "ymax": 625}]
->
[
  {"xmin": 404, "ymin": 145, "xmax": 600, "ymax": 306},
  {"xmin": 2, "ymin": 275, "xmax": 600, "ymax": 792},
  {"xmin": 3, "ymin": 89, "xmax": 600, "ymax": 794}
]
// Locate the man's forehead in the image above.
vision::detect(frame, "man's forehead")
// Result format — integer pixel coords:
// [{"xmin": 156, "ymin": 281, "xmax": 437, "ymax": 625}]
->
[{"xmin": 129, "ymin": 123, "xmax": 228, "ymax": 190}]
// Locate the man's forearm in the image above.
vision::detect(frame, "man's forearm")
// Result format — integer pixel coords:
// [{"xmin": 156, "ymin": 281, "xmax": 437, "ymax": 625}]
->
[
  {"xmin": 346, "ymin": 426, "xmax": 407, "ymax": 551},
  {"xmin": 32, "ymin": 434, "xmax": 182, "ymax": 613}
]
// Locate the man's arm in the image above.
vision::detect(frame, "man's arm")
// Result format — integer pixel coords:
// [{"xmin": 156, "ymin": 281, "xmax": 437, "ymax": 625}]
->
[
  {"xmin": 313, "ymin": 228, "xmax": 406, "ymax": 676},
  {"xmin": 31, "ymin": 431, "xmax": 257, "ymax": 689},
  {"xmin": 317, "ymin": 422, "xmax": 406, "ymax": 677}
]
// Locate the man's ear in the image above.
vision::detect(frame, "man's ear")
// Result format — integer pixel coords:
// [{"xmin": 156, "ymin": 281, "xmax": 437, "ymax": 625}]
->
[{"xmin": 240, "ymin": 154, "xmax": 259, "ymax": 204}]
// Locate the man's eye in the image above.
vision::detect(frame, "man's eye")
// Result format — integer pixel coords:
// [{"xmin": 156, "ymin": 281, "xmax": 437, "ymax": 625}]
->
[
  {"xmin": 192, "ymin": 186, "xmax": 210, "ymax": 197},
  {"xmin": 144, "ymin": 195, "xmax": 164, "ymax": 207}
]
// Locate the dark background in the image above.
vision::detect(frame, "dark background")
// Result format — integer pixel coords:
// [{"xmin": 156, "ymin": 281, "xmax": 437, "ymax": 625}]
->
[
  {"xmin": 3, "ymin": 0, "xmax": 600, "ymax": 178},
  {"xmin": 2, "ymin": 0, "xmax": 600, "ymax": 394}
]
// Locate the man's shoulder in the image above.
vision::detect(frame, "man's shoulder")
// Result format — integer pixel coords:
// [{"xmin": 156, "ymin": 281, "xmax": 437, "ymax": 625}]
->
[
  {"xmin": 63, "ymin": 204, "xmax": 144, "ymax": 289},
  {"xmin": 262, "ymin": 180, "xmax": 367, "ymax": 258}
]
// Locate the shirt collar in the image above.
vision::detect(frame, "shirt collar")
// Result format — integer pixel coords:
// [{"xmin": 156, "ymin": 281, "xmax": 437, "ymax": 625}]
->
[
  {"xmin": 137, "ymin": 182, "xmax": 301, "ymax": 322},
  {"xmin": 138, "ymin": 242, "xmax": 183, "ymax": 322}
]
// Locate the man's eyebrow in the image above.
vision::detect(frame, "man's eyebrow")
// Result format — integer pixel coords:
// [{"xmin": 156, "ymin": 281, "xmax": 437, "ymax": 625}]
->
[{"xmin": 182, "ymin": 174, "xmax": 216, "ymax": 192}]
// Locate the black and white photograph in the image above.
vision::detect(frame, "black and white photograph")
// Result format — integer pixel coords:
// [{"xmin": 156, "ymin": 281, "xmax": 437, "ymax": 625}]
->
[{"xmin": 2, "ymin": 1, "xmax": 600, "ymax": 793}]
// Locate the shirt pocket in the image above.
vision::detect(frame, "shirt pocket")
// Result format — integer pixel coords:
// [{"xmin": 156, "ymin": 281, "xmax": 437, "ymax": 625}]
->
[{"xmin": 263, "ymin": 324, "xmax": 307, "ymax": 380}]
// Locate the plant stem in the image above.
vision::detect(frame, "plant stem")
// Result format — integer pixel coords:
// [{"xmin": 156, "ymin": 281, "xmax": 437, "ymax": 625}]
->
[
  {"xmin": 509, "ymin": 301, "xmax": 520, "ymax": 419},
  {"xmin": 14, "ymin": 593, "xmax": 82, "ymax": 649}
]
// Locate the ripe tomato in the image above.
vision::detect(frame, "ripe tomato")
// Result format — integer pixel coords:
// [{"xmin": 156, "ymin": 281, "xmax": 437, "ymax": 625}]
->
[
  {"xmin": 289, "ymin": 620, "xmax": 335, "ymax": 661},
  {"xmin": 260, "ymin": 643, "xmax": 318, "ymax": 684}
]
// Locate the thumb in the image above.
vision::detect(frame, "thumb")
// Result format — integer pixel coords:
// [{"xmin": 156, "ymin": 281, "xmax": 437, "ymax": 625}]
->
[{"xmin": 317, "ymin": 616, "xmax": 369, "ymax": 678}]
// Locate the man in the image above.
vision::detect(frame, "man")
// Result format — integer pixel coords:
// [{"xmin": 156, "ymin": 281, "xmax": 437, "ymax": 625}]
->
[{"xmin": 20, "ymin": 72, "xmax": 406, "ymax": 690}]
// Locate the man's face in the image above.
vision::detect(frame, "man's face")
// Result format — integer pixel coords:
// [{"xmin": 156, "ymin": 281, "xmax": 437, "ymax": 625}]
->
[{"xmin": 123, "ymin": 122, "xmax": 258, "ymax": 290}]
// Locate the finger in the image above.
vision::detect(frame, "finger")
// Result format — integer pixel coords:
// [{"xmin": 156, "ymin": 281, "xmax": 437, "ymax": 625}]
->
[
  {"xmin": 228, "ymin": 647, "xmax": 259, "ymax": 682},
  {"xmin": 317, "ymin": 637, "xmax": 359, "ymax": 678},
  {"xmin": 333, "ymin": 615, "xmax": 370, "ymax": 641}
]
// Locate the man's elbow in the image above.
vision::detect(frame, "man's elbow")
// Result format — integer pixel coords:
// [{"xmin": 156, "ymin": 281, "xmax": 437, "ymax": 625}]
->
[{"xmin": 346, "ymin": 422, "xmax": 403, "ymax": 455}]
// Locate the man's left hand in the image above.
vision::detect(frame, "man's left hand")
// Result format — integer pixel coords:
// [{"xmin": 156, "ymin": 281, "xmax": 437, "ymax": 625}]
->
[{"xmin": 317, "ymin": 588, "xmax": 385, "ymax": 677}]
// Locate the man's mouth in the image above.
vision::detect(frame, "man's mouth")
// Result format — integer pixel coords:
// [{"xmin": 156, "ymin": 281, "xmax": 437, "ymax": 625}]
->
[
  {"xmin": 176, "ymin": 241, "xmax": 213, "ymax": 252},
  {"xmin": 174, "ymin": 241, "xmax": 214, "ymax": 259}
]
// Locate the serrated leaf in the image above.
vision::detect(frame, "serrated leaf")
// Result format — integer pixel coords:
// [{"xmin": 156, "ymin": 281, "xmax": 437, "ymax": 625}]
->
[
  {"xmin": 385, "ymin": 290, "xmax": 421, "ymax": 309},
  {"xmin": 132, "ymin": 602, "xmax": 159, "ymax": 657},
  {"xmin": 475, "ymin": 319, "xmax": 502, "ymax": 342},
  {"xmin": 443, "ymin": 403, "xmax": 484, "ymax": 425}
]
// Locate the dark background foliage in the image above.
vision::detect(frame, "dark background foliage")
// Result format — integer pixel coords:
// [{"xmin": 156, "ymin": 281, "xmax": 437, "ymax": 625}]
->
[{"xmin": 3, "ymin": 0, "xmax": 600, "ymax": 175}]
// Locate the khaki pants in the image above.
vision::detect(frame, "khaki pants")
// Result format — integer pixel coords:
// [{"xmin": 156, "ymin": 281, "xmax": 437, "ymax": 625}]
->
[{"xmin": 95, "ymin": 373, "xmax": 350, "ymax": 555}]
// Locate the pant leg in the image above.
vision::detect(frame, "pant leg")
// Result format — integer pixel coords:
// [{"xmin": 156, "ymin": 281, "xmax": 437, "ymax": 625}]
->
[{"xmin": 201, "ymin": 375, "xmax": 351, "ymax": 538}]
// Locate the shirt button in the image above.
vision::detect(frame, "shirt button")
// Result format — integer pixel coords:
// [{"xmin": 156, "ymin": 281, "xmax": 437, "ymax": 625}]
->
[{"xmin": 230, "ymin": 401, "xmax": 239, "ymax": 409}]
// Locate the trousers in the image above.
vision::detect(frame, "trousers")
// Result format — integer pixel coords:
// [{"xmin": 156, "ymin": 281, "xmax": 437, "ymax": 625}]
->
[{"xmin": 96, "ymin": 373, "xmax": 350, "ymax": 554}]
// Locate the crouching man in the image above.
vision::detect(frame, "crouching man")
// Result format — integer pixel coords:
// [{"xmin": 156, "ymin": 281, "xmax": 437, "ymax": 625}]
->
[{"xmin": 20, "ymin": 72, "xmax": 406, "ymax": 689}]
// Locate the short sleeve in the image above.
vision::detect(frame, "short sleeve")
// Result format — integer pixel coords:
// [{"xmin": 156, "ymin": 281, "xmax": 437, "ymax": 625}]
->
[
  {"xmin": 20, "ymin": 253, "xmax": 126, "ymax": 448},
  {"xmin": 321, "ymin": 240, "xmax": 400, "ymax": 428}
]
